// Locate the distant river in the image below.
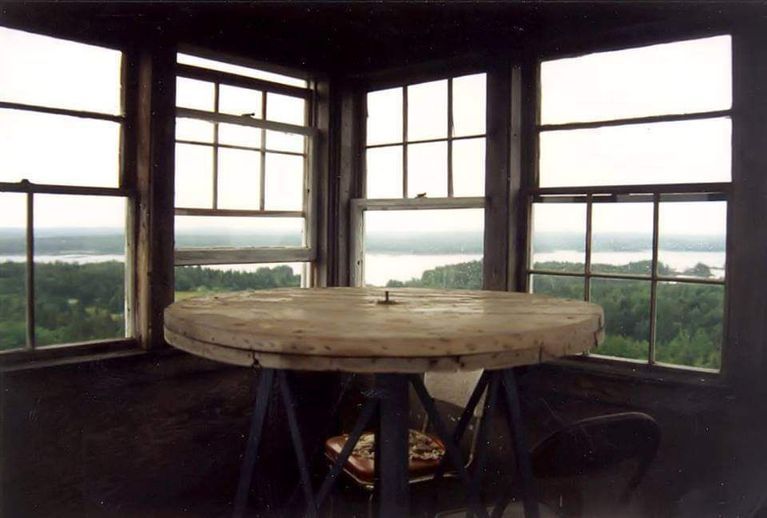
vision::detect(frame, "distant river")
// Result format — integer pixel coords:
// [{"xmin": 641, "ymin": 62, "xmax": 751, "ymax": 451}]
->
[{"xmin": 0, "ymin": 250, "xmax": 727, "ymax": 284}]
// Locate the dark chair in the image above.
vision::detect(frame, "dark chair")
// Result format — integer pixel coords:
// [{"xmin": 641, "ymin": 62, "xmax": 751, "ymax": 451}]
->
[{"xmin": 493, "ymin": 411, "xmax": 661, "ymax": 517}]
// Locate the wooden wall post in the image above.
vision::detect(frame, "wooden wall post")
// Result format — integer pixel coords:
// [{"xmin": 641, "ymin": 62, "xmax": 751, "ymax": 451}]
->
[
  {"xmin": 727, "ymin": 25, "xmax": 767, "ymax": 392},
  {"xmin": 483, "ymin": 60, "xmax": 512, "ymax": 291},
  {"xmin": 133, "ymin": 42, "xmax": 177, "ymax": 349}
]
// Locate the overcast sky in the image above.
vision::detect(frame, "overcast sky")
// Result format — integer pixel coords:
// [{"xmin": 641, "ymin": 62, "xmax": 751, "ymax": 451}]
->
[{"xmin": 0, "ymin": 26, "xmax": 731, "ymax": 238}]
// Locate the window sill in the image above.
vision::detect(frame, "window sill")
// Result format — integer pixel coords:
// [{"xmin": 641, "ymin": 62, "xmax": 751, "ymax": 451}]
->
[
  {"xmin": 0, "ymin": 338, "xmax": 147, "ymax": 373},
  {"xmin": 547, "ymin": 354, "xmax": 728, "ymax": 389}
]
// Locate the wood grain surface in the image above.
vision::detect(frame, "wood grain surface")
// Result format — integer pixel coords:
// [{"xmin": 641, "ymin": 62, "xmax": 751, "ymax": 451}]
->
[{"xmin": 164, "ymin": 288, "xmax": 604, "ymax": 373}]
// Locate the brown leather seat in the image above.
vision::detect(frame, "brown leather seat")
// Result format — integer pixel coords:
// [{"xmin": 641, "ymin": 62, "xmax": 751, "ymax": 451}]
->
[{"xmin": 324, "ymin": 429, "xmax": 446, "ymax": 487}]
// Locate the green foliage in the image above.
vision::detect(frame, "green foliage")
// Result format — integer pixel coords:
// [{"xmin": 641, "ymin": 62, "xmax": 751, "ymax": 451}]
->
[
  {"xmin": 0, "ymin": 261, "xmax": 300, "ymax": 351},
  {"xmin": 386, "ymin": 259, "xmax": 723, "ymax": 370},
  {"xmin": 0, "ymin": 261, "xmax": 125, "ymax": 350},
  {"xmin": 385, "ymin": 261, "xmax": 482, "ymax": 290},
  {"xmin": 174, "ymin": 265, "xmax": 300, "ymax": 294}
]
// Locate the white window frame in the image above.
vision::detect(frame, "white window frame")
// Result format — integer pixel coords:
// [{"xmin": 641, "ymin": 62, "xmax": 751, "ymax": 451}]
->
[
  {"xmin": 173, "ymin": 56, "xmax": 319, "ymax": 281},
  {"xmin": 526, "ymin": 34, "xmax": 733, "ymax": 377}
]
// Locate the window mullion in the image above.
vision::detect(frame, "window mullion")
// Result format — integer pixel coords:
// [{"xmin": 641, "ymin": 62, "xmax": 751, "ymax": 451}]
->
[
  {"xmin": 25, "ymin": 189, "xmax": 35, "ymax": 351},
  {"xmin": 447, "ymin": 78, "xmax": 454, "ymax": 198},
  {"xmin": 584, "ymin": 194, "xmax": 593, "ymax": 302},
  {"xmin": 402, "ymin": 86, "xmax": 408, "ymax": 199},
  {"xmin": 212, "ymin": 83, "xmax": 220, "ymax": 210},
  {"xmin": 260, "ymin": 92, "xmax": 267, "ymax": 211},
  {"xmin": 648, "ymin": 192, "xmax": 661, "ymax": 365}
]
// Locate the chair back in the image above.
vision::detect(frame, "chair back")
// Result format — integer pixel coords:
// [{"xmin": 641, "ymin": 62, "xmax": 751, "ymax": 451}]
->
[{"xmin": 531, "ymin": 411, "xmax": 660, "ymax": 500}]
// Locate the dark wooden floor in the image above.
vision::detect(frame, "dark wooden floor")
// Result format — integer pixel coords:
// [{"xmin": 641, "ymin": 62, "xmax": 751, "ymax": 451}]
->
[{"xmin": 2, "ymin": 354, "xmax": 763, "ymax": 517}]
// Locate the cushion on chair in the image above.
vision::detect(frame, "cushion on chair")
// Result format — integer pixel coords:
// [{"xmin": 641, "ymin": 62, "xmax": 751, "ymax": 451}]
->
[{"xmin": 325, "ymin": 429, "xmax": 446, "ymax": 486}]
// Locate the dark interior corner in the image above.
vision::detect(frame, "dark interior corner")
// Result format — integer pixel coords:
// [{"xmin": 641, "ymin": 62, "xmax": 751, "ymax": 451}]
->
[{"xmin": 1, "ymin": 2, "xmax": 766, "ymax": 517}]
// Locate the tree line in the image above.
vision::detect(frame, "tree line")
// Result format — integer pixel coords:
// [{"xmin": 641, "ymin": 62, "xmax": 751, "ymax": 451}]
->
[{"xmin": 0, "ymin": 259, "xmax": 722, "ymax": 370}]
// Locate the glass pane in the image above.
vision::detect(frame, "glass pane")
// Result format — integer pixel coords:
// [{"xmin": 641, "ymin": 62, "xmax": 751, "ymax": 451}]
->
[
  {"xmin": 529, "ymin": 274, "xmax": 584, "ymax": 300},
  {"xmin": 175, "ymin": 263, "xmax": 304, "ymax": 300},
  {"xmin": 366, "ymin": 146, "xmax": 402, "ymax": 199},
  {"xmin": 0, "ymin": 193, "xmax": 27, "ymax": 351},
  {"xmin": 452, "ymin": 138, "xmax": 485, "ymax": 197},
  {"xmin": 266, "ymin": 93, "xmax": 305, "ymax": 125},
  {"xmin": 452, "ymin": 74, "xmax": 486, "ymax": 137},
  {"xmin": 34, "ymin": 195, "xmax": 126, "ymax": 347},
  {"xmin": 541, "ymin": 35, "xmax": 732, "ymax": 124},
  {"xmin": 176, "ymin": 118, "xmax": 214, "ymax": 143},
  {"xmin": 264, "ymin": 153, "xmax": 304, "ymax": 211},
  {"xmin": 219, "ymin": 123, "xmax": 262, "ymax": 148},
  {"xmin": 590, "ymin": 278, "xmax": 650, "ymax": 362},
  {"xmin": 218, "ymin": 149, "xmax": 260, "ymax": 210},
  {"xmin": 364, "ymin": 208, "xmax": 483, "ymax": 288},
  {"xmin": 591, "ymin": 202, "xmax": 653, "ymax": 276},
  {"xmin": 655, "ymin": 282, "xmax": 724, "ymax": 370},
  {"xmin": 408, "ymin": 142, "xmax": 447, "ymax": 198},
  {"xmin": 175, "ymin": 216, "xmax": 303, "ymax": 248},
  {"xmin": 176, "ymin": 77, "xmax": 215, "ymax": 111},
  {"xmin": 178, "ymin": 53, "xmax": 308, "ymax": 88},
  {"xmin": 0, "ymin": 109, "xmax": 120, "ymax": 187},
  {"xmin": 408, "ymin": 80, "xmax": 448, "ymax": 141},
  {"xmin": 219, "ymin": 85, "xmax": 262, "ymax": 117},
  {"xmin": 367, "ymin": 87, "xmax": 403, "ymax": 146},
  {"xmin": 659, "ymin": 201, "xmax": 726, "ymax": 279},
  {"xmin": 265, "ymin": 130, "xmax": 304, "ymax": 154},
  {"xmin": 531, "ymin": 203, "xmax": 586, "ymax": 272},
  {"xmin": 175, "ymin": 144, "xmax": 213, "ymax": 208},
  {"xmin": 0, "ymin": 26, "xmax": 121, "ymax": 115},
  {"xmin": 540, "ymin": 118, "xmax": 731, "ymax": 187}
]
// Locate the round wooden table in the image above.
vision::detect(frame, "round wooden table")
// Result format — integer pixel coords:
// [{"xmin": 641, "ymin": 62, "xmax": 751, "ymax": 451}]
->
[{"xmin": 164, "ymin": 287, "xmax": 604, "ymax": 518}]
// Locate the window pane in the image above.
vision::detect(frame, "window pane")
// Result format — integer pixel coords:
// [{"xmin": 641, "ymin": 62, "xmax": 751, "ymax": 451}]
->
[
  {"xmin": 266, "ymin": 93, "xmax": 305, "ymax": 125},
  {"xmin": 0, "ymin": 109, "xmax": 120, "ymax": 187},
  {"xmin": 452, "ymin": 74, "xmax": 486, "ymax": 137},
  {"xmin": 408, "ymin": 142, "xmax": 447, "ymax": 198},
  {"xmin": 176, "ymin": 77, "xmax": 215, "ymax": 111},
  {"xmin": 408, "ymin": 80, "xmax": 447, "ymax": 141},
  {"xmin": 0, "ymin": 193, "xmax": 27, "ymax": 351},
  {"xmin": 175, "ymin": 144, "xmax": 213, "ymax": 208},
  {"xmin": 175, "ymin": 216, "xmax": 303, "ymax": 248},
  {"xmin": 590, "ymin": 278, "xmax": 650, "ymax": 362},
  {"xmin": 367, "ymin": 88, "xmax": 403, "ymax": 146},
  {"xmin": 364, "ymin": 209, "xmax": 483, "ymax": 288},
  {"xmin": 176, "ymin": 118, "xmax": 214, "ymax": 143},
  {"xmin": 659, "ymin": 201, "xmax": 726, "ymax": 280},
  {"xmin": 452, "ymin": 138, "xmax": 485, "ymax": 197},
  {"xmin": 531, "ymin": 203, "xmax": 586, "ymax": 272},
  {"xmin": 175, "ymin": 263, "xmax": 304, "ymax": 299},
  {"xmin": 264, "ymin": 153, "xmax": 304, "ymax": 211},
  {"xmin": 219, "ymin": 124, "xmax": 262, "ymax": 148},
  {"xmin": 366, "ymin": 146, "xmax": 402, "ymax": 199},
  {"xmin": 0, "ymin": 26, "xmax": 121, "ymax": 115},
  {"xmin": 539, "ymin": 118, "xmax": 731, "ymax": 187},
  {"xmin": 218, "ymin": 149, "xmax": 260, "ymax": 210},
  {"xmin": 591, "ymin": 202, "xmax": 653, "ymax": 276},
  {"xmin": 178, "ymin": 53, "xmax": 308, "ymax": 88},
  {"xmin": 541, "ymin": 36, "xmax": 732, "ymax": 124},
  {"xmin": 33, "ymin": 195, "xmax": 126, "ymax": 347},
  {"xmin": 219, "ymin": 85, "xmax": 262, "ymax": 117},
  {"xmin": 529, "ymin": 274, "xmax": 583, "ymax": 300},
  {"xmin": 265, "ymin": 130, "xmax": 304, "ymax": 154},
  {"xmin": 655, "ymin": 282, "xmax": 723, "ymax": 370}
]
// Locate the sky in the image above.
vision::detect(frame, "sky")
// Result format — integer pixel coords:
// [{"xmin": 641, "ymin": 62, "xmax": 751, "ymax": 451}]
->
[{"xmin": 0, "ymin": 26, "xmax": 731, "ymax": 240}]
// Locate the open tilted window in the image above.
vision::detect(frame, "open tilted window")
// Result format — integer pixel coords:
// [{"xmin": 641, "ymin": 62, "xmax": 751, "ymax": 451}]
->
[
  {"xmin": 353, "ymin": 73, "xmax": 487, "ymax": 289},
  {"xmin": 173, "ymin": 53, "xmax": 317, "ymax": 298},
  {"xmin": 529, "ymin": 35, "xmax": 732, "ymax": 372}
]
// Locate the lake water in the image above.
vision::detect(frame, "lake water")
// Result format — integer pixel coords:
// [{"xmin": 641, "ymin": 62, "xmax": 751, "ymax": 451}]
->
[{"xmin": 1, "ymin": 250, "xmax": 727, "ymax": 285}]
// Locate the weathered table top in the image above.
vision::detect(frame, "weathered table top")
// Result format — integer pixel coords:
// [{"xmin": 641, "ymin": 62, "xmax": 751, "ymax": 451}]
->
[{"xmin": 164, "ymin": 287, "xmax": 604, "ymax": 373}]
